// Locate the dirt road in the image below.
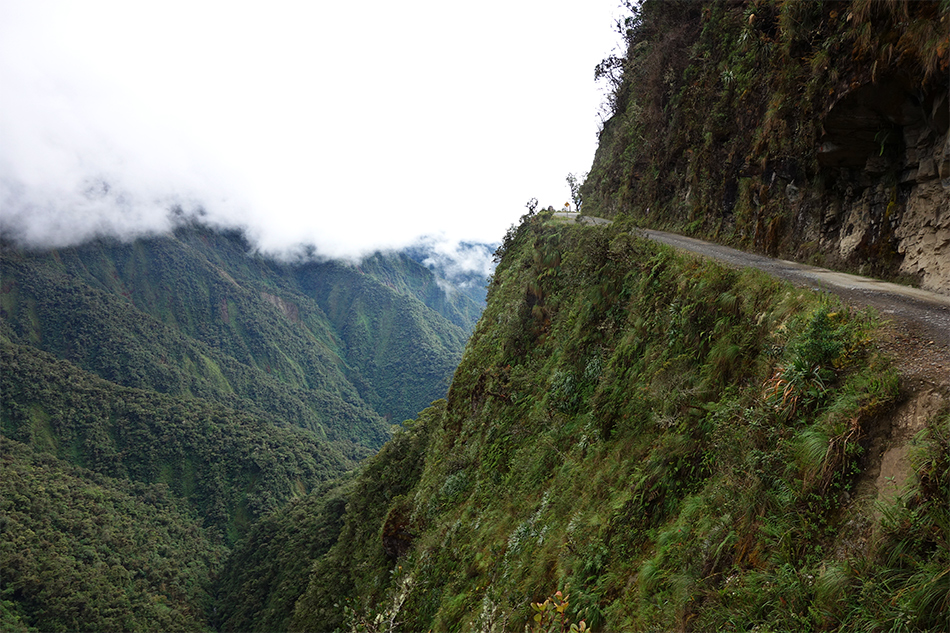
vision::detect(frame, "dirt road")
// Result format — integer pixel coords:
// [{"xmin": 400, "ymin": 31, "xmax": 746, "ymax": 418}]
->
[
  {"xmin": 638, "ymin": 228, "xmax": 950, "ymax": 354},
  {"xmin": 632, "ymin": 227, "xmax": 949, "ymax": 513}
]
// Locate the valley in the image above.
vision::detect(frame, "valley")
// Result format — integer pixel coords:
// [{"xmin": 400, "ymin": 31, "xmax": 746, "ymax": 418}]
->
[
  {"xmin": 0, "ymin": 226, "xmax": 489, "ymax": 631},
  {"xmin": 2, "ymin": 1, "xmax": 948, "ymax": 631}
]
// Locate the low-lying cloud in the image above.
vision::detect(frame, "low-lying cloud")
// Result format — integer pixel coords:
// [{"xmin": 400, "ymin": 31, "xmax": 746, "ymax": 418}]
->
[
  {"xmin": 1, "ymin": 1, "xmax": 620, "ymax": 268},
  {"xmin": 0, "ymin": 57, "xmax": 250, "ymax": 249},
  {"xmin": 419, "ymin": 239, "xmax": 497, "ymax": 284}
]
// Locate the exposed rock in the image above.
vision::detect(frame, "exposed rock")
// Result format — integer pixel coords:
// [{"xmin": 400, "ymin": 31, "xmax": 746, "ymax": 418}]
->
[
  {"xmin": 785, "ymin": 182, "xmax": 801, "ymax": 204},
  {"xmin": 940, "ymin": 130, "xmax": 950, "ymax": 185},
  {"xmin": 816, "ymin": 76, "xmax": 949, "ymax": 294},
  {"xmin": 817, "ymin": 76, "xmax": 913, "ymax": 169},
  {"xmin": 261, "ymin": 291, "xmax": 302, "ymax": 324},
  {"xmin": 837, "ymin": 196, "xmax": 870, "ymax": 260},
  {"xmin": 896, "ymin": 179, "xmax": 950, "ymax": 295}
]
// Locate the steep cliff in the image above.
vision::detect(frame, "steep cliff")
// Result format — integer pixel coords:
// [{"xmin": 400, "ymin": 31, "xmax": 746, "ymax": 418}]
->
[
  {"xmin": 219, "ymin": 212, "xmax": 947, "ymax": 632},
  {"xmin": 204, "ymin": 4, "xmax": 949, "ymax": 631},
  {"xmin": 581, "ymin": 0, "xmax": 950, "ymax": 294}
]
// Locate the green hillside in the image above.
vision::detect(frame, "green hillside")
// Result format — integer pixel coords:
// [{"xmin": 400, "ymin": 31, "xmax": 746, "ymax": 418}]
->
[
  {"xmin": 289, "ymin": 256, "xmax": 469, "ymax": 425},
  {"xmin": 0, "ymin": 224, "xmax": 483, "ymax": 631},
  {"xmin": 1, "ymin": 339, "xmax": 348, "ymax": 538},
  {"xmin": 3, "ymin": 1, "xmax": 947, "ymax": 631},
  {"xmin": 0, "ymin": 224, "xmax": 477, "ymax": 438},
  {"xmin": 1, "ymin": 437, "xmax": 224, "ymax": 633},
  {"xmin": 241, "ymin": 211, "xmax": 946, "ymax": 632},
  {"xmin": 355, "ymin": 250, "xmax": 487, "ymax": 333}
]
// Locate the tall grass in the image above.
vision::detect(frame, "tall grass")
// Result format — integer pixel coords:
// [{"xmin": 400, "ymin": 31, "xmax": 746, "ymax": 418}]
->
[{"xmin": 288, "ymin": 218, "xmax": 944, "ymax": 632}]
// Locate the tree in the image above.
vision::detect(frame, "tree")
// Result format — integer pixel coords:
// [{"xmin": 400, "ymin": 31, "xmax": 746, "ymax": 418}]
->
[{"xmin": 566, "ymin": 173, "xmax": 585, "ymax": 213}]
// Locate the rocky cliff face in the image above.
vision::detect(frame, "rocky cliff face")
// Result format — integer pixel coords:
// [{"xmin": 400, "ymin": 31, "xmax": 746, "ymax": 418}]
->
[
  {"xmin": 818, "ymin": 76, "xmax": 949, "ymax": 294},
  {"xmin": 581, "ymin": 0, "xmax": 950, "ymax": 294}
]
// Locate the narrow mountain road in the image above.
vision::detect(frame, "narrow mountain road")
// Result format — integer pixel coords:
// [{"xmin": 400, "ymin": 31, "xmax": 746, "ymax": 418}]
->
[
  {"xmin": 625, "ymin": 225, "xmax": 949, "ymax": 509},
  {"xmin": 637, "ymin": 229, "xmax": 950, "ymax": 342},
  {"xmin": 633, "ymin": 227, "xmax": 950, "ymax": 387},
  {"xmin": 567, "ymin": 216, "xmax": 948, "ymax": 382}
]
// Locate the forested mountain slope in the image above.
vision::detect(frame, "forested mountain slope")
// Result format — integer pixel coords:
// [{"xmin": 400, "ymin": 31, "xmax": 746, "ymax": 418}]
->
[
  {"xmin": 0, "ymin": 224, "xmax": 485, "ymax": 631},
  {"xmin": 1, "ymin": 224, "xmax": 479, "ymax": 437},
  {"xmin": 1, "ymin": 339, "xmax": 348, "ymax": 535},
  {"xmin": 1, "ymin": 437, "xmax": 225, "ymax": 632}
]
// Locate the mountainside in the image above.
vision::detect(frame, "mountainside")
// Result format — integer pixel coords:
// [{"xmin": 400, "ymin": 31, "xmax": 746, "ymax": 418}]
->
[
  {"xmin": 233, "ymin": 211, "xmax": 947, "ymax": 632},
  {"xmin": 0, "ymin": 224, "xmax": 486, "ymax": 631},
  {"xmin": 1, "ymin": 437, "xmax": 225, "ymax": 632},
  {"xmin": 207, "ymin": 2, "xmax": 949, "ymax": 631},
  {"xmin": 582, "ymin": 0, "xmax": 950, "ymax": 294},
  {"xmin": 1, "ymin": 224, "xmax": 481, "ymax": 435},
  {"xmin": 3, "ymin": 2, "xmax": 948, "ymax": 632}
]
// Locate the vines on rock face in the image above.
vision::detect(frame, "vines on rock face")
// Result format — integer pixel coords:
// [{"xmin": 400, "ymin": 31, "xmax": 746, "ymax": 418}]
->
[{"xmin": 582, "ymin": 0, "xmax": 949, "ymax": 282}]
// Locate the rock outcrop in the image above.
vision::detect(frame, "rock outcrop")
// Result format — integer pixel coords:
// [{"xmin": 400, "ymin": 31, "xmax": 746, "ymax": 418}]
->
[
  {"xmin": 581, "ymin": 1, "xmax": 950, "ymax": 297},
  {"xmin": 896, "ymin": 179, "xmax": 950, "ymax": 295},
  {"xmin": 818, "ymin": 77, "xmax": 949, "ymax": 294}
]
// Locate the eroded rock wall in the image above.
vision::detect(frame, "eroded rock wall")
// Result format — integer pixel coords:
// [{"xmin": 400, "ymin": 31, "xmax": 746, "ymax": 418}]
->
[
  {"xmin": 581, "ymin": 1, "xmax": 949, "ymax": 296},
  {"xmin": 897, "ymin": 178, "xmax": 950, "ymax": 295},
  {"xmin": 813, "ymin": 76, "xmax": 948, "ymax": 293}
]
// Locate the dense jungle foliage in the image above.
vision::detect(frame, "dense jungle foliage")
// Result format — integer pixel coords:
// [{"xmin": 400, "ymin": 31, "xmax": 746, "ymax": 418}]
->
[
  {"xmin": 0, "ymin": 340, "xmax": 348, "ymax": 538},
  {"xmin": 0, "ymin": 225, "xmax": 484, "ymax": 631},
  {"xmin": 0, "ymin": 225, "xmax": 477, "ymax": 433},
  {"xmin": 248, "ymin": 211, "xmax": 947, "ymax": 632},
  {"xmin": 1, "ymin": 438, "xmax": 223, "ymax": 633}
]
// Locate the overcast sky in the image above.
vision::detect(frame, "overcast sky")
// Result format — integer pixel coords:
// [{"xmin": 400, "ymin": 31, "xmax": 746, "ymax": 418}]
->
[{"xmin": 1, "ymin": 0, "xmax": 625, "ymax": 262}]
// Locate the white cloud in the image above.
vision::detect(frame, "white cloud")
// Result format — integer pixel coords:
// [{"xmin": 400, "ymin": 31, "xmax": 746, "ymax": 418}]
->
[
  {"xmin": 420, "ymin": 239, "xmax": 497, "ymax": 280},
  {"xmin": 0, "ymin": 0, "xmax": 624, "ymax": 257}
]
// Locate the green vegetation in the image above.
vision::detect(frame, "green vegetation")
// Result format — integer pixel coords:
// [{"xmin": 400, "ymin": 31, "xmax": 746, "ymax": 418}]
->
[
  {"xmin": 4, "ymin": 2, "xmax": 948, "ymax": 630},
  {"xmin": 0, "ymin": 224, "xmax": 482, "ymax": 631},
  {"xmin": 291, "ymin": 258, "xmax": 468, "ymax": 424},
  {"xmin": 353, "ymin": 251, "xmax": 486, "ymax": 333},
  {"xmin": 1, "ymin": 339, "xmax": 348, "ymax": 538},
  {"xmin": 1, "ymin": 438, "xmax": 224, "ymax": 632},
  {"xmin": 263, "ymin": 214, "xmax": 946, "ymax": 631},
  {"xmin": 211, "ymin": 479, "xmax": 352, "ymax": 633},
  {"xmin": 582, "ymin": 0, "xmax": 949, "ymax": 278},
  {"xmin": 848, "ymin": 416, "xmax": 950, "ymax": 630},
  {"xmin": 288, "ymin": 402, "xmax": 437, "ymax": 632},
  {"xmin": 1, "ymin": 225, "xmax": 475, "ymax": 440}
]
